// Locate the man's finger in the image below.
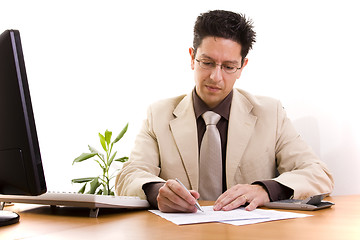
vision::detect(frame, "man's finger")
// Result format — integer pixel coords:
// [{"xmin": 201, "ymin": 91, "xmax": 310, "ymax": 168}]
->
[
  {"xmin": 157, "ymin": 179, "xmax": 198, "ymax": 213},
  {"xmin": 167, "ymin": 180, "xmax": 197, "ymax": 205},
  {"xmin": 245, "ymin": 198, "xmax": 259, "ymax": 211},
  {"xmin": 221, "ymin": 195, "xmax": 248, "ymax": 211},
  {"xmin": 213, "ymin": 186, "xmax": 246, "ymax": 211},
  {"xmin": 158, "ymin": 194, "xmax": 196, "ymax": 213}
]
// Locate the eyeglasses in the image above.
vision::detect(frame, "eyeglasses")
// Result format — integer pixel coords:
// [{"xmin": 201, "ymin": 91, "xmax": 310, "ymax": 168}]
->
[{"xmin": 195, "ymin": 59, "xmax": 242, "ymax": 74}]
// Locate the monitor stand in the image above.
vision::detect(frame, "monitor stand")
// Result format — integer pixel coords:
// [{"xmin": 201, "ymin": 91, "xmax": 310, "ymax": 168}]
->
[{"xmin": 0, "ymin": 202, "xmax": 20, "ymax": 227}]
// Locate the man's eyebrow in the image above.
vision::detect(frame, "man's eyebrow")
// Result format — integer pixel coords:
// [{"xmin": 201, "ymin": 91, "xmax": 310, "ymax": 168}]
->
[
  {"xmin": 198, "ymin": 54, "xmax": 213, "ymax": 60},
  {"xmin": 198, "ymin": 54, "xmax": 240, "ymax": 65}
]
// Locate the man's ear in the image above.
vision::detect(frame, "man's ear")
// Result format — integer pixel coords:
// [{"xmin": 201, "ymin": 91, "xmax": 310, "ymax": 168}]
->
[
  {"xmin": 242, "ymin": 58, "xmax": 249, "ymax": 69},
  {"xmin": 235, "ymin": 58, "xmax": 249, "ymax": 79},
  {"xmin": 189, "ymin": 47, "xmax": 195, "ymax": 70}
]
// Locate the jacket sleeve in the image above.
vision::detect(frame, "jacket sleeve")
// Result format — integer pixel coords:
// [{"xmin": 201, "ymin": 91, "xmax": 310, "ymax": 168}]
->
[
  {"xmin": 115, "ymin": 105, "xmax": 166, "ymax": 199},
  {"xmin": 273, "ymin": 101, "xmax": 334, "ymax": 199}
]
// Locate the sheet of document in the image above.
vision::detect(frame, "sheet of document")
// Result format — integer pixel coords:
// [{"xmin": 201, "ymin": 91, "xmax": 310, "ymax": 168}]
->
[
  {"xmin": 221, "ymin": 208, "xmax": 312, "ymax": 226},
  {"xmin": 150, "ymin": 206, "xmax": 312, "ymax": 225},
  {"xmin": 149, "ymin": 206, "xmax": 268, "ymax": 225}
]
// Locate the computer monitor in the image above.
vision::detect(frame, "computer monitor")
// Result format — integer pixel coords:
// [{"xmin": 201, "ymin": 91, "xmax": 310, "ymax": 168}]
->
[{"xmin": 0, "ymin": 29, "xmax": 47, "ymax": 226}]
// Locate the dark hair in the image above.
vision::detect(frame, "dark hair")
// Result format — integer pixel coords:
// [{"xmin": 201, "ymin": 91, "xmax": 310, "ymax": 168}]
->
[{"xmin": 193, "ymin": 10, "xmax": 256, "ymax": 66}]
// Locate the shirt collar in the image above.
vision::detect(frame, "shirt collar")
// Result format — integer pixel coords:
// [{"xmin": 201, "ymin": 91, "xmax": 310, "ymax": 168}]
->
[{"xmin": 192, "ymin": 88, "xmax": 233, "ymax": 120}]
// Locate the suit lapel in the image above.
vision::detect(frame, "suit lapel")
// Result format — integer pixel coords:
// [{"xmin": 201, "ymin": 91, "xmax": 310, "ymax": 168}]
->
[
  {"xmin": 169, "ymin": 94, "xmax": 199, "ymax": 190},
  {"xmin": 226, "ymin": 90, "xmax": 257, "ymax": 189}
]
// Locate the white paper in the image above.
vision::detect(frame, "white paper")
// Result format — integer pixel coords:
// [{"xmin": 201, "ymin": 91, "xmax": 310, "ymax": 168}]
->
[
  {"xmin": 149, "ymin": 206, "xmax": 268, "ymax": 225},
  {"xmin": 221, "ymin": 208, "xmax": 312, "ymax": 226}
]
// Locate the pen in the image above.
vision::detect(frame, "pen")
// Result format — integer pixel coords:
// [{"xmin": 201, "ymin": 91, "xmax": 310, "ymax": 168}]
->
[{"xmin": 175, "ymin": 178, "xmax": 204, "ymax": 212}]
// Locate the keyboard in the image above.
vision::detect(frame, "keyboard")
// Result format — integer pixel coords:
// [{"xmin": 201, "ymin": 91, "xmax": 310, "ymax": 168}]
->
[{"xmin": 0, "ymin": 191, "xmax": 150, "ymax": 210}]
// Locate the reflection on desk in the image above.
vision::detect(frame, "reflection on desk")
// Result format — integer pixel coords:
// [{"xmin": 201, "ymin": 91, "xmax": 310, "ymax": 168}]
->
[{"xmin": 0, "ymin": 195, "xmax": 359, "ymax": 240}]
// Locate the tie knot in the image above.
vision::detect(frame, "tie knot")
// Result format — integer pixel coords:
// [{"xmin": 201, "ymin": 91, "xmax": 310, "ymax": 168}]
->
[{"xmin": 202, "ymin": 111, "xmax": 221, "ymax": 126}]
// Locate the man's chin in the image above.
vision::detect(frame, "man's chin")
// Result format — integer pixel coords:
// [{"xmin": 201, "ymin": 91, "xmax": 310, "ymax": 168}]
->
[{"xmin": 203, "ymin": 95, "xmax": 224, "ymax": 108}]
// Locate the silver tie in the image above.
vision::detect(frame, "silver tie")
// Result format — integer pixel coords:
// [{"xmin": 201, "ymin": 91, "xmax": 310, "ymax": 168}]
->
[{"xmin": 199, "ymin": 111, "xmax": 222, "ymax": 200}]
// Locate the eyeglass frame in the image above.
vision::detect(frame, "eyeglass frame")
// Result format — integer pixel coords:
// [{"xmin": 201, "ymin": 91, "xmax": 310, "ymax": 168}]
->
[{"xmin": 195, "ymin": 58, "xmax": 243, "ymax": 74}]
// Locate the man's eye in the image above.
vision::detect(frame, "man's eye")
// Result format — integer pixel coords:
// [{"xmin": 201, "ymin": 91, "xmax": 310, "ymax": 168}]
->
[
  {"xmin": 202, "ymin": 61, "xmax": 214, "ymax": 66},
  {"xmin": 224, "ymin": 65, "xmax": 236, "ymax": 70}
]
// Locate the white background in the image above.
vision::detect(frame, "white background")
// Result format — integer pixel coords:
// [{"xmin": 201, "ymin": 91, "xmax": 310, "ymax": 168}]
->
[{"xmin": 1, "ymin": 0, "xmax": 359, "ymax": 195}]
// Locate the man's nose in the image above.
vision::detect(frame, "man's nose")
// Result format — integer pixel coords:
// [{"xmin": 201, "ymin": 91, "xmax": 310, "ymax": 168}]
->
[{"xmin": 210, "ymin": 65, "xmax": 223, "ymax": 82}]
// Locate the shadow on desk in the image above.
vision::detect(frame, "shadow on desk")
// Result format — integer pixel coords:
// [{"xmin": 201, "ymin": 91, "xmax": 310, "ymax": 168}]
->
[{"xmin": 18, "ymin": 205, "xmax": 147, "ymax": 218}]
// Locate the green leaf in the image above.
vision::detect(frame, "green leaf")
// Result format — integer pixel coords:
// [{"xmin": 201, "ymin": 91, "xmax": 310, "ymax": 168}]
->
[
  {"xmin": 78, "ymin": 183, "xmax": 87, "ymax": 194},
  {"xmin": 112, "ymin": 123, "xmax": 128, "ymax": 144},
  {"xmin": 73, "ymin": 153, "xmax": 97, "ymax": 165},
  {"xmin": 96, "ymin": 189, "xmax": 103, "ymax": 195},
  {"xmin": 114, "ymin": 156, "xmax": 129, "ymax": 163},
  {"xmin": 98, "ymin": 153, "xmax": 105, "ymax": 160},
  {"xmin": 105, "ymin": 130, "xmax": 112, "ymax": 145},
  {"xmin": 103, "ymin": 186, "xmax": 108, "ymax": 195},
  {"xmin": 71, "ymin": 177, "xmax": 96, "ymax": 183},
  {"xmin": 88, "ymin": 177, "xmax": 101, "ymax": 194},
  {"xmin": 109, "ymin": 142, "xmax": 114, "ymax": 154},
  {"xmin": 99, "ymin": 133, "xmax": 107, "ymax": 151},
  {"xmin": 97, "ymin": 176, "xmax": 106, "ymax": 185},
  {"xmin": 88, "ymin": 145, "xmax": 100, "ymax": 154},
  {"xmin": 95, "ymin": 159, "xmax": 106, "ymax": 170},
  {"xmin": 108, "ymin": 151, "xmax": 117, "ymax": 166},
  {"xmin": 88, "ymin": 145, "xmax": 104, "ymax": 160}
]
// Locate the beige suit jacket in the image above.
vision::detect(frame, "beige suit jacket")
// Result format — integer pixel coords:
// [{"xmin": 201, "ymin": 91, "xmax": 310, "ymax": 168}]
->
[{"xmin": 115, "ymin": 89, "xmax": 334, "ymax": 200}]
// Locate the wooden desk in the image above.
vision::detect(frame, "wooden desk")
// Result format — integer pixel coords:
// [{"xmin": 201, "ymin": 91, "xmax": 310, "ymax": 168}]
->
[{"xmin": 1, "ymin": 195, "xmax": 359, "ymax": 240}]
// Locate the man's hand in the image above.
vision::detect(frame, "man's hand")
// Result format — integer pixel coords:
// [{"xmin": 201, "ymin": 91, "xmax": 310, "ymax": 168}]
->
[
  {"xmin": 157, "ymin": 179, "xmax": 200, "ymax": 213},
  {"xmin": 213, "ymin": 184, "xmax": 270, "ymax": 211}
]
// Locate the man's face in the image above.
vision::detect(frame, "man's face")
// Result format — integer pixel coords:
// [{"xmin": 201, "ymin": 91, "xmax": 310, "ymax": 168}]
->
[{"xmin": 190, "ymin": 37, "xmax": 247, "ymax": 108}]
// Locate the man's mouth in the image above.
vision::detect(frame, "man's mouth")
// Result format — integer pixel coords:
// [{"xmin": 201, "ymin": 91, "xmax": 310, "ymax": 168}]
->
[{"xmin": 205, "ymin": 85, "xmax": 221, "ymax": 92}]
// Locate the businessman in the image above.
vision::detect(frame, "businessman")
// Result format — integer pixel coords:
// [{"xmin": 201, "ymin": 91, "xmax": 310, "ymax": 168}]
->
[{"xmin": 115, "ymin": 10, "xmax": 334, "ymax": 213}]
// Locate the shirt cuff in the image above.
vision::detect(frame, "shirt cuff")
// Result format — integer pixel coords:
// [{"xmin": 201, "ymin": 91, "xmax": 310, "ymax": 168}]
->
[
  {"xmin": 252, "ymin": 180, "xmax": 294, "ymax": 201},
  {"xmin": 142, "ymin": 182, "xmax": 165, "ymax": 209}
]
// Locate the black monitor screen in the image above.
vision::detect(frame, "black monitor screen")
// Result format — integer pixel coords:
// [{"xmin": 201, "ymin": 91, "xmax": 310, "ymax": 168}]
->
[{"xmin": 0, "ymin": 29, "xmax": 46, "ymax": 196}]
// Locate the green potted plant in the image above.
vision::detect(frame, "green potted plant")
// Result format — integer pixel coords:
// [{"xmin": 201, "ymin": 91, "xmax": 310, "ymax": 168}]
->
[{"xmin": 71, "ymin": 123, "xmax": 129, "ymax": 195}]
